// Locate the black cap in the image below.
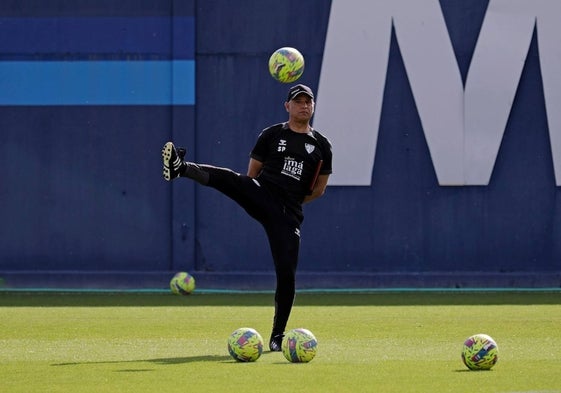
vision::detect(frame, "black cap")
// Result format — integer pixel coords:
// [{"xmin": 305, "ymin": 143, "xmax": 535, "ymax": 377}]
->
[{"xmin": 287, "ymin": 84, "xmax": 314, "ymax": 101}]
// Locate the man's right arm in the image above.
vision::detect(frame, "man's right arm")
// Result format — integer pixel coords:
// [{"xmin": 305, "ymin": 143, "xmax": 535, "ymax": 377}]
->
[{"xmin": 247, "ymin": 158, "xmax": 264, "ymax": 178}]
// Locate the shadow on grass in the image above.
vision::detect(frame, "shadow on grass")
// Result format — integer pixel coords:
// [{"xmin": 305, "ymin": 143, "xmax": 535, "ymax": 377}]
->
[
  {"xmin": 3, "ymin": 291, "xmax": 561, "ymax": 307},
  {"xmin": 52, "ymin": 354, "xmax": 233, "ymax": 367}
]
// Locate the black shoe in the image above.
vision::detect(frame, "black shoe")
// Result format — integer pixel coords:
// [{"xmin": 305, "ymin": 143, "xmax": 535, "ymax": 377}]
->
[
  {"xmin": 269, "ymin": 334, "xmax": 284, "ymax": 352},
  {"xmin": 177, "ymin": 147, "xmax": 186, "ymax": 161},
  {"xmin": 162, "ymin": 142, "xmax": 186, "ymax": 181}
]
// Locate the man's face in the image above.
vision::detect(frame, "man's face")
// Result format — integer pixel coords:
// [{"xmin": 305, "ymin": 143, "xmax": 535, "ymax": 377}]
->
[{"xmin": 286, "ymin": 94, "xmax": 315, "ymax": 120}]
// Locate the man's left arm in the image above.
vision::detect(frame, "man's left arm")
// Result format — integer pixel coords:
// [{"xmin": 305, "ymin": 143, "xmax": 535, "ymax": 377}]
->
[{"xmin": 303, "ymin": 174, "xmax": 329, "ymax": 204}]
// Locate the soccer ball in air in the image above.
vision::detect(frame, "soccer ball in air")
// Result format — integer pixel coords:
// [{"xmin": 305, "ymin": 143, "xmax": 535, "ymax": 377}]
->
[
  {"xmin": 461, "ymin": 333, "xmax": 499, "ymax": 370},
  {"xmin": 282, "ymin": 328, "xmax": 318, "ymax": 363},
  {"xmin": 169, "ymin": 271, "xmax": 195, "ymax": 295},
  {"xmin": 227, "ymin": 327, "xmax": 264, "ymax": 362},
  {"xmin": 268, "ymin": 47, "xmax": 305, "ymax": 83}
]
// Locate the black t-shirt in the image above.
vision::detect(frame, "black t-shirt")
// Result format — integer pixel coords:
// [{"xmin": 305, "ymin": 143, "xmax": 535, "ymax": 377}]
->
[{"xmin": 250, "ymin": 122, "xmax": 333, "ymax": 205}]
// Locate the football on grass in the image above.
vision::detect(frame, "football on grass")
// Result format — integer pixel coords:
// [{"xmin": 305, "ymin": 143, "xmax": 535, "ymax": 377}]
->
[
  {"xmin": 169, "ymin": 272, "xmax": 195, "ymax": 295},
  {"xmin": 227, "ymin": 327, "xmax": 264, "ymax": 362},
  {"xmin": 282, "ymin": 328, "xmax": 318, "ymax": 363},
  {"xmin": 268, "ymin": 47, "xmax": 305, "ymax": 83},
  {"xmin": 461, "ymin": 333, "xmax": 499, "ymax": 370}
]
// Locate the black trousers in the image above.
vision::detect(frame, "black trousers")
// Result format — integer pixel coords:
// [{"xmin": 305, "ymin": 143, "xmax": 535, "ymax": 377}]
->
[{"xmin": 186, "ymin": 164, "xmax": 302, "ymax": 337}]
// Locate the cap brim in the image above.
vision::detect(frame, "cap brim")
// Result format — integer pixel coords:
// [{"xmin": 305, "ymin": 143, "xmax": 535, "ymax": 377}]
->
[{"xmin": 288, "ymin": 92, "xmax": 314, "ymax": 101}]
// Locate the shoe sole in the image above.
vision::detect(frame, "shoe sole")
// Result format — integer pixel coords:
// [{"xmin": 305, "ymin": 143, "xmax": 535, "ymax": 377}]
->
[{"xmin": 162, "ymin": 142, "xmax": 173, "ymax": 181}]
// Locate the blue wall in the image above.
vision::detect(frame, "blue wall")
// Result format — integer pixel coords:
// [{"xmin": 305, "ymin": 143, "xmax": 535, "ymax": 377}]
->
[
  {"xmin": 0, "ymin": 1, "xmax": 197, "ymax": 281},
  {"xmin": 1, "ymin": 0, "xmax": 560, "ymax": 289}
]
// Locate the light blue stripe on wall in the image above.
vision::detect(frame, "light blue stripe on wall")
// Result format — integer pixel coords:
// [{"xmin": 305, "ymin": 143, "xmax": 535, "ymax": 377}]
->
[{"xmin": 0, "ymin": 60, "xmax": 195, "ymax": 105}]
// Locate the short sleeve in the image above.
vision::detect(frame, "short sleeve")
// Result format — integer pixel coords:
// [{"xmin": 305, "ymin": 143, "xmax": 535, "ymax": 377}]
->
[
  {"xmin": 316, "ymin": 133, "xmax": 333, "ymax": 175},
  {"xmin": 250, "ymin": 127, "xmax": 274, "ymax": 162}
]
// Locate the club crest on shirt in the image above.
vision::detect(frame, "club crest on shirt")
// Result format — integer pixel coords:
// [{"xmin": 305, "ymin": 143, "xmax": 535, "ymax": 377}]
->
[{"xmin": 305, "ymin": 143, "xmax": 315, "ymax": 154}]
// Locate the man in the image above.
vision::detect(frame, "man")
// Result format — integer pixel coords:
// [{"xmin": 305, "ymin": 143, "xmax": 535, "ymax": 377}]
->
[{"xmin": 162, "ymin": 84, "xmax": 332, "ymax": 351}]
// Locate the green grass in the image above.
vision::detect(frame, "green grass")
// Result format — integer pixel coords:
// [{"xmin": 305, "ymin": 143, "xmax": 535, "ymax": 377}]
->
[{"xmin": 1, "ymin": 291, "xmax": 561, "ymax": 393}]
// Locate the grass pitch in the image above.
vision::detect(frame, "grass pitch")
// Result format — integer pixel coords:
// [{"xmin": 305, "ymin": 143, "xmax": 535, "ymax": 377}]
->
[{"xmin": 1, "ymin": 290, "xmax": 561, "ymax": 393}]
